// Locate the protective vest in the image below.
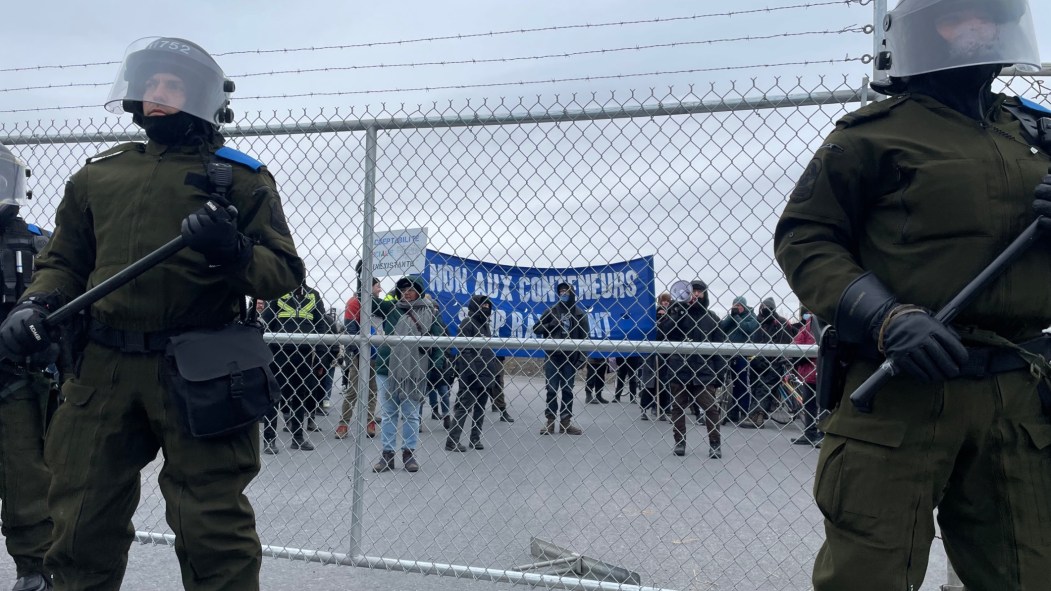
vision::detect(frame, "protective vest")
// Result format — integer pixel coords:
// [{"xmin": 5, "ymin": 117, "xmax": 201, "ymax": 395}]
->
[
  {"xmin": 0, "ymin": 217, "xmax": 50, "ymax": 310},
  {"xmin": 271, "ymin": 291, "xmax": 322, "ymax": 334}
]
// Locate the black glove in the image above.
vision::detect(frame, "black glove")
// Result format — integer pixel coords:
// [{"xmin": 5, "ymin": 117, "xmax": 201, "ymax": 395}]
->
[
  {"xmin": 181, "ymin": 201, "xmax": 252, "ymax": 268},
  {"xmin": 0, "ymin": 296, "xmax": 56, "ymax": 362},
  {"xmin": 880, "ymin": 308, "xmax": 968, "ymax": 382},
  {"xmin": 1033, "ymin": 170, "xmax": 1051, "ymax": 218},
  {"xmin": 836, "ymin": 272, "xmax": 967, "ymax": 382}
]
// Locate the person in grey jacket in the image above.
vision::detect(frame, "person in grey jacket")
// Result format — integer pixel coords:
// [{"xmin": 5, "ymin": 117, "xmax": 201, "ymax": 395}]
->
[
  {"xmin": 446, "ymin": 295, "xmax": 499, "ymax": 451},
  {"xmin": 371, "ymin": 276, "xmax": 444, "ymax": 473}
]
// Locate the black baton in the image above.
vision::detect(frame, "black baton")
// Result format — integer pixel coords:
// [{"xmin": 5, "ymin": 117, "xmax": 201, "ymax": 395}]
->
[
  {"xmin": 44, "ymin": 236, "xmax": 186, "ymax": 326},
  {"xmin": 850, "ymin": 216, "xmax": 1051, "ymax": 413}
]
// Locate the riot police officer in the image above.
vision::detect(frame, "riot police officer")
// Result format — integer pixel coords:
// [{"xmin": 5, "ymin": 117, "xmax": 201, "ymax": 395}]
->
[
  {"xmin": 263, "ymin": 282, "xmax": 331, "ymax": 453},
  {"xmin": 774, "ymin": 1, "xmax": 1050, "ymax": 589},
  {"xmin": 0, "ymin": 144, "xmax": 54, "ymax": 591},
  {"xmin": 0, "ymin": 38, "xmax": 304, "ymax": 591}
]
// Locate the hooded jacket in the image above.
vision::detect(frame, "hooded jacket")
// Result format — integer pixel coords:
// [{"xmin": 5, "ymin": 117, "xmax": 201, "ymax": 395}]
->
[
  {"xmin": 658, "ymin": 284, "xmax": 726, "ymax": 386},
  {"xmin": 719, "ymin": 296, "xmax": 760, "ymax": 344},
  {"xmin": 456, "ymin": 295, "xmax": 500, "ymax": 387},
  {"xmin": 532, "ymin": 290, "xmax": 590, "ymax": 364}
]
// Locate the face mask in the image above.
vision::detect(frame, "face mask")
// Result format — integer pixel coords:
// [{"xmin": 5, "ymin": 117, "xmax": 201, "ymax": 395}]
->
[
  {"xmin": 803, "ymin": 313, "xmax": 812, "ymax": 321},
  {"xmin": 559, "ymin": 294, "xmax": 571, "ymax": 303}
]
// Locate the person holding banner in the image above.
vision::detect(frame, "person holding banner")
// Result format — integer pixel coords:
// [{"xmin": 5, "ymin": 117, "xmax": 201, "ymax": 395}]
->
[{"xmin": 533, "ymin": 282, "xmax": 590, "ymax": 435}]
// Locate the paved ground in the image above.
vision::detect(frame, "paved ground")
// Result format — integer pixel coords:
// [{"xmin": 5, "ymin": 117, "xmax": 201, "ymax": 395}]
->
[{"xmin": 0, "ymin": 373, "xmax": 953, "ymax": 590}]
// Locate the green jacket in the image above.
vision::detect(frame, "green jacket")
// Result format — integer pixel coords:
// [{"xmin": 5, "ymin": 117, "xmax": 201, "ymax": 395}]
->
[
  {"xmin": 28, "ymin": 138, "xmax": 305, "ymax": 332},
  {"xmin": 774, "ymin": 92, "xmax": 1051, "ymax": 341}
]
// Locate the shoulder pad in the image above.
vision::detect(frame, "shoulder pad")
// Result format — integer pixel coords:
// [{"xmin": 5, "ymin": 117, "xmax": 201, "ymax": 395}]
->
[
  {"xmin": 1014, "ymin": 96, "xmax": 1051, "ymax": 116},
  {"xmin": 837, "ymin": 95, "xmax": 909, "ymax": 129},
  {"xmin": 86, "ymin": 142, "xmax": 141, "ymax": 164},
  {"xmin": 215, "ymin": 146, "xmax": 264, "ymax": 172}
]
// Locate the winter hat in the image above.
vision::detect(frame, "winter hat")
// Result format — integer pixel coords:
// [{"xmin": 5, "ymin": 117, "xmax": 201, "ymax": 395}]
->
[{"xmin": 395, "ymin": 275, "xmax": 426, "ymax": 296}]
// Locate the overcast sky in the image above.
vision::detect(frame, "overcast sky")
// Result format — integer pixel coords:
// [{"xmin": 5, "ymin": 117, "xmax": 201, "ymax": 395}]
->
[{"xmin": 3, "ymin": 0, "xmax": 1051, "ymax": 318}]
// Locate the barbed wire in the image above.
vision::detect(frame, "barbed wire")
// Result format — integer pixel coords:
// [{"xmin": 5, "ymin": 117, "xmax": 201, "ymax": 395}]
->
[
  {"xmin": 0, "ymin": 1, "xmax": 865, "ymax": 73},
  {"xmin": 0, "ymin": 27, "xmax": 870, "ymax": 95},
  {"xmin": 235, "ymin": 58, "xmax": 868, "ymax": 102},
  {"xmin": 0, "ymin": 56, "xmax": 866, "ymax": 115}
]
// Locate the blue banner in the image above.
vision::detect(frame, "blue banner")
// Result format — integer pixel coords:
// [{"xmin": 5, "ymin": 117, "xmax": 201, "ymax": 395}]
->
[{"xmin": 423, "ymin": 250, "xmax": 655, "ymax": 357}]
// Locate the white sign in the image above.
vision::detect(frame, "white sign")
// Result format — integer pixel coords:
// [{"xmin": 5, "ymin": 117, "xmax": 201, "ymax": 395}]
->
[{"xmin": 372, "ymin": 227, "xmax": 428, "ymax": 276}]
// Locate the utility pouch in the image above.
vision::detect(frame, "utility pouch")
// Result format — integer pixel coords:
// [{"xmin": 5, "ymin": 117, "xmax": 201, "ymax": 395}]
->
[
  {"xmin": 164, "ymin": 323, "xmax": 279, "ymax": 438},
  {"xmin": 815, "ymin": 322, "xmax": 848, "ymax": 412}
]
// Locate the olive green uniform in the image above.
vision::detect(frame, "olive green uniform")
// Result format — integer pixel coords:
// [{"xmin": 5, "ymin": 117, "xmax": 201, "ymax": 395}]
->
[
  {"xmin": 0, "ymin": 370, "xmax": 51, "ymax": 579},
  {"xmin": 775, "ymin": 93, "xmax": 1051, "ymax": 590},
  {"xmin": 28, "ymin": 139, "xmax": 304, "ymax": 591},
  {"xmin": 0, "ymin": 218, "xmax": 55, "ymax": 581}
]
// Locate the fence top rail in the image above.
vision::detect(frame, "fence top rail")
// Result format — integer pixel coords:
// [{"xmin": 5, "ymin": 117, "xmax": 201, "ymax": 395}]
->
[
  {"xmin": 0, "ymin": 87, "xmax": 864, "ymax": 145},
  {"xmin": 263, "ymin": 332, "xmax": 819, "ymax": 358}
]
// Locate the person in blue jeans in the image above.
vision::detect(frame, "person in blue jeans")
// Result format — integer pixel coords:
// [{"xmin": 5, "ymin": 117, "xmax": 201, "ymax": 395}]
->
[
  {"xmin": 370, "ymin": 276, "xmax": 444, "ymax": 473},
  {"xmin": 532, "ymin": 282, "xmax": 590, "ymax": 435}
]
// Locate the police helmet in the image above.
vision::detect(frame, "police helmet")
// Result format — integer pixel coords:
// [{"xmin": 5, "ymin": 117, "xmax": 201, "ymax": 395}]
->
[
  {"xmin": 879, "ymin": 0, "xmax": 1040, "ymax": 77},
  {"xmin": 0, "ymin": 144, "xmax": 29, "ymax": 223},
  {"xmin": 105, "ymin": 37, "xmax": 235, "ymax": 127}
]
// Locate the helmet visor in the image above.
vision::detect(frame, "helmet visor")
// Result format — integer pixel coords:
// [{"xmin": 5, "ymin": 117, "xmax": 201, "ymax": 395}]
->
[
  {"xmin": 0, "ymin": 149, "xmax": 28, "ymax": 209},
  {"xmin": 887, "ymin": 0, "xmax": 1040, "ymax": 77},
  {"xmin": 105, "ymin": 37, "xmax": 231, "ymax": 125}
]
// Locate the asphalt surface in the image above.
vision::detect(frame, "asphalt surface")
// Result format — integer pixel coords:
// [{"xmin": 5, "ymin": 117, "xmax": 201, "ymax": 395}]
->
[{"xmin": 0, "ymin": 373, "xmax": 953, "ymax": 591}]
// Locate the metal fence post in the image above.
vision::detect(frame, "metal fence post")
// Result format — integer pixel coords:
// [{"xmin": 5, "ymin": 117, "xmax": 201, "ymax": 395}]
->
[
  {"xmin": 941, "ymin": 561, "xmax": 965, "ymax": 591},
  {"xmin": 349, "ymin": 124, "xmax": 379, "ymax": 559}
]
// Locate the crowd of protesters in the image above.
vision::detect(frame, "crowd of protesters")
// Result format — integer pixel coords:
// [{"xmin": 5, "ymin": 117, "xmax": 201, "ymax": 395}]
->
[{"xmin": 255, "ymin": 270, "xmax": 821, "ymax": 468}]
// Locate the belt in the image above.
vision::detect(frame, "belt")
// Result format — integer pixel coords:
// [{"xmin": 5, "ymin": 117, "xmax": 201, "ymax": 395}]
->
[
  {"xmin": 87, "ymin": 321, "xmax": 182, "ymax": 354},
  {"xmin": 957, "ymin": 335, "xmax": 1051, "ymax": 379}
]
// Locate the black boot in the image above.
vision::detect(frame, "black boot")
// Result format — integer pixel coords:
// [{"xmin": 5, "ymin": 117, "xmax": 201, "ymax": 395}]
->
[
  {"xmin": 403, "ymin": 449, "xmax": 420, "ymax": 472},
  {"xmin": 290, "ymin": 436, "xmax": 315, "ymax": 451},
  {"xmin": 447, "ymin": 404, "xmax": 469, "ymax": 445},
  {"xmin": 708, "ymin": 440, "xmax": 722, "ymax": 459},
  {"xmin": 373, "ymin": 450, "xmax": 396, "ymax": 472},
  {"xmin": 445, "ymin": 438, "xmax": 467, "ymax": 452},
  {"xmin": 262, "ymin": 439, "xmax": 279, "ymax": 455},
  {"xmin": 499, "ymin": 409, "xmax": 515, "ymax": 423},
  {"xmin": 469, "ymin": 405, "xmax": 486, "ymax": 449}
]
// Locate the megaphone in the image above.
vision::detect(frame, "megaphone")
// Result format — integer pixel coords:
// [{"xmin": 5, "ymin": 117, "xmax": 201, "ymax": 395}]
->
[{"xmin": 669, "ymin": 280, "xmax": 692, "ymax": 303}]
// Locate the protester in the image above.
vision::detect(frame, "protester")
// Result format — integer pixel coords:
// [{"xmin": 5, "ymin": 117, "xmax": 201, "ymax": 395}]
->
[
  {"xmin": 660, "ymin": 280, "xmax": 726, "ymax": 458},
  {"xmin": 532, "ymin": 282, "xmax": 589, "ymax": 435},
  {"xmin": 372, "ymin": 276, "xmax": 445, "ymax": 473},
  {"xmin": 746, "ymin": 297, "xmax": 793, "ymax": 429},
  {"xmin": 446, "ymin": 295, "xmax": 500, "ymax": 451},
  {"xmin": 638, "ymin": 292, "xmax": 672, "ymax": 421},
  {"xmin": 719, "ymin": 296, "xmax": 759, "ymax": 424},
  {"xmin": 584, "ymin": 356, "xmax": 610, "ymax": 404},
  {"xmin": 790, "ymin": 307, "xmax": 822, "ymax": 447},
  {"xmin": 337, "ymin": 276, "xmax": 382, "ymax": 440}
]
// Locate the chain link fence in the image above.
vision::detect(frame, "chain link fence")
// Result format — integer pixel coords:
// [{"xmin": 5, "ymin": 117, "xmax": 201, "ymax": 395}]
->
[{"xmin": 2, "ymin": 72, "xmax": 1048, "ymax": 591}]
